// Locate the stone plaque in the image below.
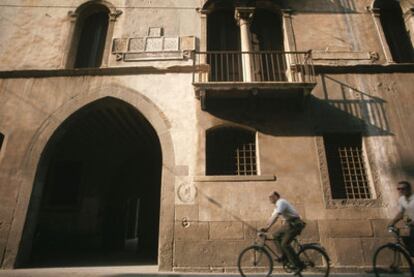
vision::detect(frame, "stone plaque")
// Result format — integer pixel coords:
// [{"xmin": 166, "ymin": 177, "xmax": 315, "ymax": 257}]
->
[
  {"xmin": 112, "ymin": 38, "xmax": 128, "ymax": 53},
  {"xmin": 148, "ymin": 27, "xmax": 163, "ymax": 37},
  {"xmin": 164, "ymin": 37, "xmax": 179, "ymax": 51},
  {"xmin": 145, "ymin": 37, "xmax": 163, "ymax": 52},
  {"xmin": 128, "ymin": 37, "xmax": 145, "ymax": 52}
]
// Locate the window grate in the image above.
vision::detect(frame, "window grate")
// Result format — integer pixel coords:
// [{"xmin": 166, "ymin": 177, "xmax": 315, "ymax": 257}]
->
[
  {"xmin": 206, "ymin": 128, "xmax": 257, "ymax": 176},
  {"xmin": 235, "ymin": 143, "xmax": 257, "ymax": 175},
  {"xmin": 324, "ymin": 133, "xmax": 371, "ymax": 200}
]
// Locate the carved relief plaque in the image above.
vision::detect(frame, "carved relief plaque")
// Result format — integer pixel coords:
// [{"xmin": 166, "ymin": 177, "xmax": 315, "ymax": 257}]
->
[
  {"xmin": 146, "ymin": 37, "xmax": 163, "ymax": 52},
  {"xmin": 164, "ymin": 37, "xmax": 179, "ymax": 51},
  {"xmin": 112, "ymin": 38, "xmax": 128, "ymax": 53},
  {"xmin": 128, "ymin": 38, "xmax": 145, "ymax": 52}
]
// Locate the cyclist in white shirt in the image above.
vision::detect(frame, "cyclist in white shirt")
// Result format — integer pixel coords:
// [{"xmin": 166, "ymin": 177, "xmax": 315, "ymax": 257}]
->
[
  {"xmin": 389, "ymin": 181, "xmax": 414, "ymax": 253},
  {"xmin": 261, "ymin": 191, "xmax": 306, "ymax": 271}
]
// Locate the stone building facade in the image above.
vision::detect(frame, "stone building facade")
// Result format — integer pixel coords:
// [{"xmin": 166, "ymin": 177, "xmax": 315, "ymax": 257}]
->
[{"xmin": 0, "ymin": 0, "xmax": 413, "ymax": 273}]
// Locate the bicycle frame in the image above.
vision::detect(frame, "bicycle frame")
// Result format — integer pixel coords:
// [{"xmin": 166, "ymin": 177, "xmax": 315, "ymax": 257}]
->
[{"xmin": 389, "ymin": 227, "xmax": 412, "ymax": 257}]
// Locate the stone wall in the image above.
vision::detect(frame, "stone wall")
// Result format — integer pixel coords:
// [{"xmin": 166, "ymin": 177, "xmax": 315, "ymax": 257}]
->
[{"xmin": 0, "ymin": 0, "xmax": 413, "ymax": 273}]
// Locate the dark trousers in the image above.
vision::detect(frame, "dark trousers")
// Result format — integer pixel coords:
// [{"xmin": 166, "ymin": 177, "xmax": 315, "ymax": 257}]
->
[
  {"xmin": 402, "ymin": 225, "xmax": 414, "ymax": 256},
  {"xmin": 273, "ymin": 218, "xmax": 305, "ymax": 267}
]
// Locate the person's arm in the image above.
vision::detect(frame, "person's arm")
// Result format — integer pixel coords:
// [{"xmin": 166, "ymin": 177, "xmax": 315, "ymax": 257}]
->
[
  {"xmin": 389, "ymin": 210, "xmax": 404, "ymax": 227},
  {"xmin": 262, "ymin": 212, "xmax": 280, "ymax": 232}
]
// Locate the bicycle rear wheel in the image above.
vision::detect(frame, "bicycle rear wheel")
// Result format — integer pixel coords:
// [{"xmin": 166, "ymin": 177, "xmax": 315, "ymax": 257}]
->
[
  {"xmin": 297, "ymin": 245, "xmax": 330, "ymax": 277},
  {"xmin": 238, "ymin": 245, "xmax": 273, "ymax": 277},
  {"xmin": 373, "ymin": 244, "xmax": 413, "ymax": 277}
]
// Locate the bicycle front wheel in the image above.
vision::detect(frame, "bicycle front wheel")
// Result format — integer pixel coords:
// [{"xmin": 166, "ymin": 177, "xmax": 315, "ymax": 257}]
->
[
  {"xmin": 373, "ymin": 244, "xmax": 413, "ymax": 277},
  {"xmin": 238, "ymin": 245, "xmax": 273, "ymax": 277},
  {"xmin": 297, "ymin": 245, "xmax": 330, "ymax": 277}
]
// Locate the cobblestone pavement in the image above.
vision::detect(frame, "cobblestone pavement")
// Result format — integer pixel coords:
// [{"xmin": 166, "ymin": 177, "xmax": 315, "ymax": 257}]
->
[{"xmin": 0, "ymin": 266, "xmax": 378, "ymax": 277}]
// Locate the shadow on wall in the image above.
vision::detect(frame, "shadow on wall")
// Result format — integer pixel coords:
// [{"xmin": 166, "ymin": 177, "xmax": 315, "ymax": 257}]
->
[
  {"xmin": 316, "ymin": 74, "xmax": 391, "ymax": 136},
  {"xmin": 205, "ymin": 75, "xmax": 391, "ymax": 137}
]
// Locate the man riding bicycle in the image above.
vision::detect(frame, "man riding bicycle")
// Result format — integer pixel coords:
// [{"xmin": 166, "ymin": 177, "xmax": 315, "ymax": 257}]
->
[
  {"xmin": 389, "ymin": 180, "xmax": 414, "ymax": 254},
  {"xmin": 261, "ymin": 191, "xmax": 306, "ymax": 273}
]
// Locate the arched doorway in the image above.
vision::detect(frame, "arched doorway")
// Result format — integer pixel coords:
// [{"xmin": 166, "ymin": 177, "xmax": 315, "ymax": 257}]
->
[{"xmin": 18, "ymin": 97, "xmax": 162, "ymax": 267}]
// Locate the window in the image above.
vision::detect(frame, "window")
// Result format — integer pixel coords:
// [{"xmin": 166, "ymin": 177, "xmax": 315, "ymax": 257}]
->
[
  {"xmin": 73, "ymin": 6, "xmax": 109, "ymax": 68},
  {"xmin": 204, "ymin": 1, "xmax": 285, "ymax": 82},
  {"xmin": 375, "ymin": 0, "xmax": 414, "ymax": 63},
  {"xmin": 323, "ymin": 133, "xmax": 371, "ymax": 200},
  {"xmin": 206, "ymin": 127, "xmax": 257, "ymax": 175}
]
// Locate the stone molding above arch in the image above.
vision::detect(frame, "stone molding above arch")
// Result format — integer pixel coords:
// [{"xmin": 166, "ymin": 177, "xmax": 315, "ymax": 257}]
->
[
  {"xmin": 68, "ymin": 0, "xmax": 121, "ymax": 20},
  {"xmin": 3, "ymin": 84, "xmax": 175, "ymax": 270}
]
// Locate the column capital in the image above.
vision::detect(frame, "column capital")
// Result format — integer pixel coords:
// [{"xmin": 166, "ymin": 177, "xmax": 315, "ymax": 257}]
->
[
  {"xmin": 234, "ymin": 7, "xmax": 255, "ymax": 25},
  {"xmin": 109, "ymin": 9, "xmax": 123, "ymax": 21}
]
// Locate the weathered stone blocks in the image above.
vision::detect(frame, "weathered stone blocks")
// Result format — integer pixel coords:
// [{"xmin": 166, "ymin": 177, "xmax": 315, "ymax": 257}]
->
[
  {"xmin": 209, "ymin": 222, "xmax": 244, "ymax": 240},
  {"xmin": 319, "ymin": 220, "xmax": 373, "ymax": 238},
  {"xmin": 174, "ymin": 240, "xmax": 249, "ymax": 268},
  {"xmin": 174, "ymin": 222, "xmax": 208, "ymax": 241}
]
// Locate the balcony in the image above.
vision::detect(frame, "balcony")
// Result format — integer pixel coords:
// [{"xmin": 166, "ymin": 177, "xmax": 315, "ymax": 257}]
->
[{"xmin": 192, "ymin": 51, "xmax": 316, "ymax": 109}]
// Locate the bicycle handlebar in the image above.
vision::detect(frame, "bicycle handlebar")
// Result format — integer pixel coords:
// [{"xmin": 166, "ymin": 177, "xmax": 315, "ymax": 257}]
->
[{"xmin": 387, "ymin": 226, "xmax": 400, "ymax": 236}]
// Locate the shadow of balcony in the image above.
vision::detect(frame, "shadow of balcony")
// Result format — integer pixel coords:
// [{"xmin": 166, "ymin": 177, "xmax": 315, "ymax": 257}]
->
[{"xmin": 203, "ymin": 74, "xmax": 391, "ymax": 137}]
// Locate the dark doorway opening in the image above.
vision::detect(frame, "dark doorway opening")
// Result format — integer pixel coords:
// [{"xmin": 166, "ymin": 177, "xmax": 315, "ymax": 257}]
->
[{"xmin": 17, "ymin": 97, "xmax": 162, "ymax": 267}]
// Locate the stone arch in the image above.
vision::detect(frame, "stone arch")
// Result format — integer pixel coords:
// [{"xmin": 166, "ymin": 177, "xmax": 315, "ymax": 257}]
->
[{"xmin": 5, "ymin": 85, "xmax": 175, "ymax": 270}]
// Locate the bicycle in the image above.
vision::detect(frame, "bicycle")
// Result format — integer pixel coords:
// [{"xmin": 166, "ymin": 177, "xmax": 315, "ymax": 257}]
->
[
  {"xmin": 373, "ymin": 226, "xmax": 414, "ymax": 276},
  {"xmin": 237, "ymin": 231, "xmax": 330, "ymax": 277}
]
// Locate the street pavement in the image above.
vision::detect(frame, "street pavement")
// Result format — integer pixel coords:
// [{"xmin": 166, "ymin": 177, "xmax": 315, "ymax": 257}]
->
[{"xmin": 0, "ymin": 266, "xmax": 380, "ymax": 277}]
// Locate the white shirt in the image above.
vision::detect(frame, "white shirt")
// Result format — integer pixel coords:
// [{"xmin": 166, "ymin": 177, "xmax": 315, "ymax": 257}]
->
[
  {"xmin": 272, "ymin": 198, "xmax": 300, "ymax": 220},
  {"xmin": 399, "ymin": 194, "xmax": 414, "ymax": 221}
]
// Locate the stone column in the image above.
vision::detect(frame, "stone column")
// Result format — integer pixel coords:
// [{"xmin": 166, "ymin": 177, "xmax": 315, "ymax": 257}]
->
[
  {"xmin": 369, "ymin": 7, "xmax": 394, "ymax": 63},
  {"xmin": 404, "ymin": 8, "xmax": 414, "ymax": 48},
  {"xmin": 235, "ymin": 7, "xmax": 255, "ymax": 82},
  {"xmin": 281, "ymin": 9, "xmax": 296, "ymax": 81}
]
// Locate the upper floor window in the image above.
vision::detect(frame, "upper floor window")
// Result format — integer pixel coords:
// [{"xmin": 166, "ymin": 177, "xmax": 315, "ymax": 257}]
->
[
  {"xmin": 72, "ymin": 5, "xmax": 110, "ymax": 68},
  {"xmin": 206, "ymin": 127, "xmax": 257, "ymax": 176},
  {"xmin": 323, "ymin": 133, "xmax": 371, "ymax": 200},
  {"xmin": 204, "ymin": 1, "xmax": 285, "ymax": 82},
  {"xmin": 375, "ymin": 0, "xmax": 414, "ymax": 63}
]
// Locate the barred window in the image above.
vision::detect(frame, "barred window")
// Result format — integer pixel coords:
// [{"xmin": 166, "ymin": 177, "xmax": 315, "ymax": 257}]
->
[
  {"xmin": 323, "ymin": 133, "xmax": 371, "ymax": 199},
  {"xmin": 206, "ymin": 127, "xmax": 257, "ymax": 175}
]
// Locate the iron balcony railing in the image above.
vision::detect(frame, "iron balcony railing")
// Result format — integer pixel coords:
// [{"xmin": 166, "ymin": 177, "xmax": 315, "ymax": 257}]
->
[{"xmin": 192, "ymin": 50, "xmax": 315, "ymax": 84}]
